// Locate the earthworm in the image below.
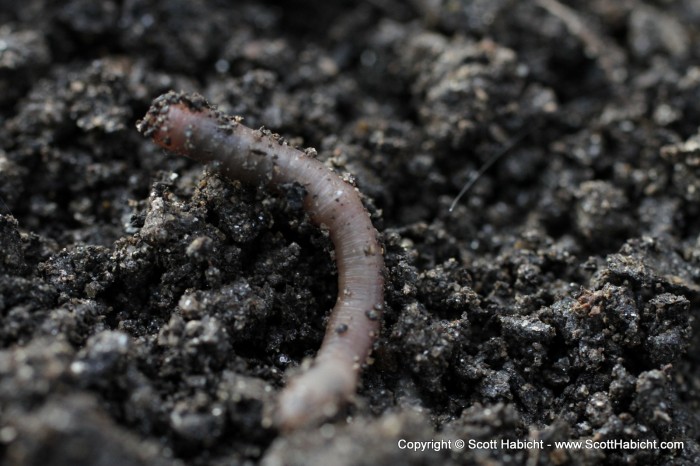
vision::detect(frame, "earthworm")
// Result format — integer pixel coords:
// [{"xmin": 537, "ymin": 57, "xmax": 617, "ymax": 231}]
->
[{"xmin": 136, "ymin": 91, "xmax": 384, "ymax": 430}]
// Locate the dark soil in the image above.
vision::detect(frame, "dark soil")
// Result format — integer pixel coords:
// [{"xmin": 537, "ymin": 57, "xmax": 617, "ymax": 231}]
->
[{"xmin": 1, "ymin": 1, "xmax": 699, "ymax": 465}]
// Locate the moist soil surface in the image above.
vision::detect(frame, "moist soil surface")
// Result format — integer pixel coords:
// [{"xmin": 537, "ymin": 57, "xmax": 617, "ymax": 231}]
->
[{"xmin": 1, "ymin": 1, "xmax": 699, "ymax": 465}]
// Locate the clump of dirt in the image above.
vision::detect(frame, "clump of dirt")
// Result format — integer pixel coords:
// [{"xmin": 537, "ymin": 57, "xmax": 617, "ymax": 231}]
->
[{"xmin": 1, "ymin": 1, "xmax": 699, "ymax": 465}]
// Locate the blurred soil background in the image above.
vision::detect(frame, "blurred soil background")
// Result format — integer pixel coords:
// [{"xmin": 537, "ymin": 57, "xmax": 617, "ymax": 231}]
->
[{"xmin": 0, "ymin": 0, "xmax": 699, "ymax": 465}]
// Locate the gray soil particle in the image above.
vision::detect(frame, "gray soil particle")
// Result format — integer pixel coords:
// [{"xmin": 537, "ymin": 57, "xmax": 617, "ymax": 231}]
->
[
  {"xmin": 5, "ymin": 394, "xmax": 172, "ymax": 466},
  {"xmin": 574, "ymin": 180, "xmax": 634, "ymax": 245},
  {"xmin": 0, "ymin": 337, "xmax": 74, "ymax": 404},
  {"xmin": 0, "ymin": 214, "xmax": 24, "ymax": 274},
  {"xmin": 0, "ymin": 25, "xmax": 50, "ymax": 106},
  {"xmin": 71, "ymin": 330, "xmax": 132, "ymax": 382},
  {"xmin": 262, "ymin": 411, "xmax": 448, "ymax": 466},
  {"xmin": 661, "ymin": 130, "xmax": 700, "ymax": 203},
  {"xmin": 1, "ymin": 0, "xmax": 700, "ymax": 465}
]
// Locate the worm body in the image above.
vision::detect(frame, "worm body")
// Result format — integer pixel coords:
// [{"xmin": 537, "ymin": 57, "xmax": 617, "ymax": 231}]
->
[{"xmin": 137, "ymin": 91, "xmax": 384, "ymax": 430}]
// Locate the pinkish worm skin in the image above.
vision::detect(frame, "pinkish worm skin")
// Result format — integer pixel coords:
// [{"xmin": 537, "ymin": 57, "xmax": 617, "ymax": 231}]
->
[{"xmin": 136, "ymin": 91, "xmax": 384, "ymax": 431}]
